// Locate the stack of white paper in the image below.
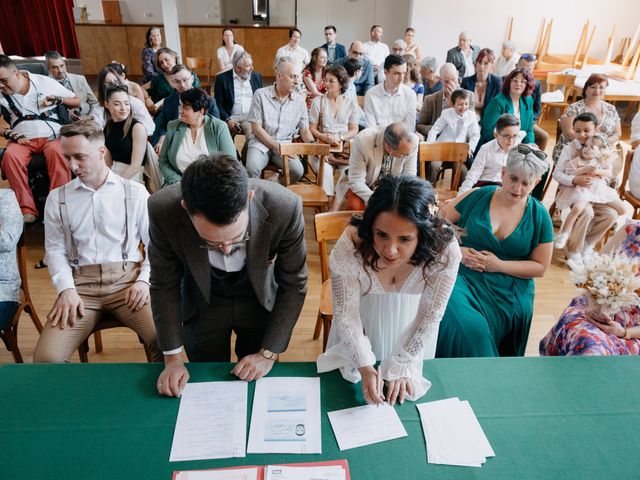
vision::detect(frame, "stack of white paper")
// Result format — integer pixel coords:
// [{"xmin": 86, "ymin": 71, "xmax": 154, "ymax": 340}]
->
[
  {"xmin": 327, "ymin": 404, "xmax": 408, "ymax": 451},
  {"xmin": 265, "ymin": 464, "xmax": 346, "ymax": 480},
  {"xmin": 247, "ymin": 377, "xmax": 322, "ymax": 454},
  {"xmin": 416, "ymin": 397, "xmax": 494, "ymax": 467},
  {"xmin": 169, "ymin": 381, "xmax": 248, "ymax": 462}
]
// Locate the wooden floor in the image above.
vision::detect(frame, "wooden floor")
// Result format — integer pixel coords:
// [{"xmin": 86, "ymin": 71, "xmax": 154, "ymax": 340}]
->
[{"xmin": 0, "ymin": 112, "xmax": 634, "ymax": 364}]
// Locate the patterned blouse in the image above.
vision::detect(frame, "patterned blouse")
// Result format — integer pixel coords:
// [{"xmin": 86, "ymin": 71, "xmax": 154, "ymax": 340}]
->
[{"xmin": 0, "ymin": 189, "xmax": 23, "ymax": 303}]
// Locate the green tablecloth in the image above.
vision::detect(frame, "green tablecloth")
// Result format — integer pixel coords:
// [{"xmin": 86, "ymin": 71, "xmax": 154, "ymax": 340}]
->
[{"xmin": 2, "ymin": 357, "xmax": 640, "ymax": 479}]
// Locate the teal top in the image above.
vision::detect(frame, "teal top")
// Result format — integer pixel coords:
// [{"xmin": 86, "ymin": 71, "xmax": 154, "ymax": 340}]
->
[
  {"xmin": 480, "ymin": 92, "xmax": 535, "ymax": 147},
  {"xmin": 158, "ymin": 114, "xmax": 237, "ymax": 185},
  {"xmin": 436, "ymin": 186, "xmax": 553, "ymax": 357}
]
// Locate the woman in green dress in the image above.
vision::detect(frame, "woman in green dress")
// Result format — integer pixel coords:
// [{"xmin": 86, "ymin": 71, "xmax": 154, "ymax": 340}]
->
[{"xmin": 436, "ymin": 145, "xmax": 554, "ymax": 357}]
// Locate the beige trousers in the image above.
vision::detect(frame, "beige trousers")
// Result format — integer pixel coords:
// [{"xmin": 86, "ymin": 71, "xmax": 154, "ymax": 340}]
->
[{"xmin": 565, "ymin": 203, "xmax": 618, "ymax": 254}]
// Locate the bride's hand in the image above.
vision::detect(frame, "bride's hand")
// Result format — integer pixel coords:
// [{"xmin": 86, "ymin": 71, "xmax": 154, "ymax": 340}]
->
[
  {"xmin": 386, "ymin": 377, "xmax": 413, "ymax": 406},
  {"xmin": 358, "ymin": 365, "xmax": 384, "ymax": 405}
]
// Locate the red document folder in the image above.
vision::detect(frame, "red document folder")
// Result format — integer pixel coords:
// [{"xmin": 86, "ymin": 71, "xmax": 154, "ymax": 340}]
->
[{"xmin": 173, "ymin": 459, "xmax": 350, "ymax": 479}]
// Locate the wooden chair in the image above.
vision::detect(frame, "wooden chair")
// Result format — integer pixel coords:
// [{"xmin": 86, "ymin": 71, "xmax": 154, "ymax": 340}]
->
[
  {"xmin": 78, "ymin": 315, "xmax": 153, "ymax": 363},
  {"xmin": 418, "ymin": 142, "xmax": 469, "ymax": 203},
  {"xmin": 313, "ymin": 211, "xmax": 363, "ymax": 351},
  {"xmin": 538, "ymin": 72, "xmax": 576, "ymax": 125},
  {"xmin": 185, "ymin": 57, "xmax": 213, "ymax": 93},
  {"xmin": 0, "ymin": 233, "xmax": 43, "ymax": 363},
  {"xmin": 619, "ymin": 149, "xmax": 640, "ymax": 219},
  {"xmin": 279, "ymin": 143, "xmax": 331, "ymax": 212}
]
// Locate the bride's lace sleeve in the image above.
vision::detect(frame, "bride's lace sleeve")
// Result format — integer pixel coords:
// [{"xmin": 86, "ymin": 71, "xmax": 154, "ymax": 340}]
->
[
  {"xmin": 382, "ymin": 238, "xmax": 461, "ymax": 381},
  {"xmin": 329, "ymin": 232, "xmax": 377, "ymax": 369}
]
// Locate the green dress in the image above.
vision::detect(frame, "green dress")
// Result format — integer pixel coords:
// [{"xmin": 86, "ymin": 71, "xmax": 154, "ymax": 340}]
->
[{"xmin": 436, "ymin": 186, "xmax": 553, "ymax": 357}]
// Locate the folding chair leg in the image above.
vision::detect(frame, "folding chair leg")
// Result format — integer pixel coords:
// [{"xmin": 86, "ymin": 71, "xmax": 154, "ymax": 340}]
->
[
  {"xmin": 94, "ymin": 331, "xmax": 103, "ymax": 353},
  {"xmin": 2, "ymin": 327, "xmax": 24, "ymax": 363},
  {"xmin": 322, "ymin": 314, "xmax": 333, "ymax": 352},
  {"xmin": 313, "ymin": 311, "xmax": 323, "ymax": 340}
]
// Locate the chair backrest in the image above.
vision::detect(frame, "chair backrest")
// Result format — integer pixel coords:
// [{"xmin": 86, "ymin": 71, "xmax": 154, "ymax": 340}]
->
[
  {"xmin": 314, "ymin": 210, "xmax": 362, "ymax": 282},
  {"xmin": 185, "ymin": 57, "xmax": 212, "ymax": 83},
  {"xmin": 279, "ymin": 142, "xmax": 331, "ymax": 186},
  {"xmin": 545, "ymin": 72, "xmax": 576, "ymax": 102},
  {"xmin": 418, "ymin": 142, "xmax": 469, "ymax": 190},
  {"xmin": 619, "ymin": 149, "xmax": 636, "ymax": 196}
]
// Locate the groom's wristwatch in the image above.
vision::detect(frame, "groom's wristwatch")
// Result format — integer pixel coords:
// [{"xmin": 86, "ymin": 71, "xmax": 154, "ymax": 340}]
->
[{"xmin": 259, "ymin": 348, "xmax": 279, "ymax": 361}]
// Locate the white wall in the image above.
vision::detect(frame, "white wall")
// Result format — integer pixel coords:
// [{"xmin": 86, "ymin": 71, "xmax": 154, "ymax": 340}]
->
[{"xmin": 409, "ymin": 0, "xmax": 640, "ymax": 68}]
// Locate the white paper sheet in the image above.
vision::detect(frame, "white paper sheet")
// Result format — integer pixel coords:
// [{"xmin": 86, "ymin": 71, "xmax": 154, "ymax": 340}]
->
[
  {"xmin": 170, "ymin": 381, "xmax": 248, "ymax": 462},
  {"xmin": 247, "ymin": 377, "xmax": 322, "ymax": 454},
  {"xmin": 175, "ymin": 467, "xmax": 259, "ymax": 480},
  {"xmin": 327, "ymin": 404, "xmax": 408, "ymax": 451},
  {"xmin": 264, "ymin": 465, "xmax": 346, "ymax": 480},
  {"xmin": 416, "ymin": 397, "xmax": 494, "ymax": 467}
]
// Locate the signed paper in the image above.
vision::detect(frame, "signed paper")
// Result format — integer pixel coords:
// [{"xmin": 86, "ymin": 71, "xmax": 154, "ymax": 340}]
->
[
  {"xmin": 175, "ymin": 467, "xmax": 259, "ymax": 480},
  {"xmin": 327, "ymin": 404, "xmax": 407, "ymax": 451},
  {"xmin": 170, "ymin": 381, "xmax": 248, "ymax": 462}
]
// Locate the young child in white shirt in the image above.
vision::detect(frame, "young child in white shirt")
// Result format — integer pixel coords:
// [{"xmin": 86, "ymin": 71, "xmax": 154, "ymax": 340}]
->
[
  {"xmin": 426, "ymin": 89, "xmax": 480, "ymax": 153},
  {"xmin": 458, "ymin": 114, "xmax": 524, "ymax": 194}
]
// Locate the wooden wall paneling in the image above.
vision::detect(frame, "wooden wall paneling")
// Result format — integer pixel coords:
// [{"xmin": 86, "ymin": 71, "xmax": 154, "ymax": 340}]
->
[
  {"xmin": 75, "ymin": 25, "xmax": 131, "ymax": 75},
  {"xmin": 179, "ymin": 27, "xmax": 188, "ymax": 62},
  {"xmin": 185, "ymin": 27, "xmax": 222, "ymax": 77},
  {"xmin": 244, "ymin": 28, "xmax": 289, "ymax": 77}
]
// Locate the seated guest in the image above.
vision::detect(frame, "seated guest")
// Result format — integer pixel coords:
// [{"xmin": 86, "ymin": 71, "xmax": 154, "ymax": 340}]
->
[
  {"xmin": 630, "ymin": 112, "xmax": 640, "ymax": 197},
  {"xmin": 217, "ymin": 28, "xmax": 244, "ymax": 74},
  {"xmin": 436, "ymin": 146, "xmax": 553, "ymax": 358},
  {"xmin": 319, "ymin": 25, "xmax": 347, "ymax": 65},
  {"xmin": 364, "ymin": 54, "xmax": 416, "ymax": 129},
  {"xmin": 105, "ymin": 61, "xmax": 146, "ymax": 104},
  {"xmin": 275, "ymin": 28, "xmax": 310, "ymax": 74},
  {"xmin": 416, "ymin": 63, "xmax": 475, "ymax": 138},
  {"xmin": 337, "ymin": 122, "xmax": 418, "ymax": 210},
  {"xmin": 33, "ymin": 119, "xmax": 161, "ymax": 363},
  {"xmin": 141, "ymin": 26, "xmax": 162, "ymax": 83},
  {"xmin": 317, "ymin": 175, "xmax": 460, "ymax": 404},
  {"xmin": 92, "ymin": 65, "xmax": 155, "ymax": 136},
  {"xmin": 460, "ymin": 48, "xmax": 501, "ymax": 120},
  {"xmin": 0, "ymin": 189, "xmax": 22, "ymax": 332},
  {"xmin": 446, "ymin": 31, "xmax": 480, "ymax": 80},
  {"xmin": 213, "ymin": 51, "xmax": 262, "ymax": 140},
  {"xmin": 404, "ymin": 27, "xmax": 424, "ymax": 62},
  {"xmin": 480, "ymin": 67, "xmax": 536, "ymax": 149},
  {"xmin": 420, "ymin": 57, "xmax": 442, "ymax": 95},
  {"xmin": 391, "ymin": 39, "xmax": 407, "ymax": 55},
  {"xmin": 492, "ymin": 41, "xmax": 520, "ymax": 77},
  {"xmin": 303, "ymin": 47, "xmax": 328, "ymax": 108},
  {"xmin": 309, "ymin": 65, "xmax": 360, "ymax": 196},
  {"xmin": 364, "ymin": 25, "xmax": 390, "ymax": 84},
  {"xmin": 147, "ymin": 48, "xmax": 200, "ymax": 109},
  {"xmin": 103, "ymin": 85, "xmax": 147, "ymax": 184},
  {"xmin": 540, "ymin": 219, "xmax": 640, "ymax": 356},
  {"xmin": 458, "ymin": 114, "xmax": 523, "ymax": 194},
  {"xmin": 342, "ymin": 57, "xmax": 363, "ymax": 100},
  {"xmin": 553, "ymin": 113, "xmax": 618, "ymax": 265},
  {"xmin": 403, "ymin": 54, "xmax": 424, "ymax": 119},
  {"xmin": 159, "ymin": 88, "xmax": 236, "ymax": 185},
  {"xmin": 153, "ymin": 64, "xmax": 220, "ymax": 151},
  {"xmin": 336, "ymin": 41, "xmax": 375, "ymax": 96},
  {"xmin": 149, "ymin": 155, "xmax": 307, "ymax": 395},
  {"xmin": 515, "ymin": 54, "xmax": 548, "ymax": 151},
  {"xmin": 45, "ymin": 51, "xmax": 97, "ymax": 117},
  {"xmin": 0, "ymin": 55, "xmax": 76, "ymax": 222},
  {"xmin": 246, "ymin": 56, "xmax": 314, "ymax": 184},
  {"xmin": 425, "ymin": 89, "xmax": 480, "ymax": 184}
]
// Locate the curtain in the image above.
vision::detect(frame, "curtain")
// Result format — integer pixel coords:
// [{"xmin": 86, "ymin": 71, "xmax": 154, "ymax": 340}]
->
[{"xmin": 0, "ymin": 0, "xmax": 78, "ymax": 58}]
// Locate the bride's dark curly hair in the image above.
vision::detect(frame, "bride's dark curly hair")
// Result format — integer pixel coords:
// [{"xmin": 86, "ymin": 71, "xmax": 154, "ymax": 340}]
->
[{"xmin": 351, "ymin": 175, "xmax": 454, "ymax": 274}]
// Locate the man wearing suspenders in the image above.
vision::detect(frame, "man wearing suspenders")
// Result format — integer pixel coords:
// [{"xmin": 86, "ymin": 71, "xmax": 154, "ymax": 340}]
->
[{"xmin": 33, "ymin": 119, "xmax": 161, "ymax": 363}]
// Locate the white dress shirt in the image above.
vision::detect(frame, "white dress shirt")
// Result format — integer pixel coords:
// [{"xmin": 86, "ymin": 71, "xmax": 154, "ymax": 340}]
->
[
  {"xmin": 426, "ymin": 107, "xmax": 480, "ymax": 151},
  {"xmin": 44, "ymin": 170, "xmax": 150, "ymax": 294},
  {"xmin": 364, "ymin": 83, "xmax": 416, "ymax": 129},
  {"xmin": 363, "ymin": 41, "xmax": 390, "ymax": 69},
  {"xmin": 457, "ymin": 136, "xmax": 523, "ymax": 193},
  {"xmin": 231, "ymin": 70, "xmax": 254, "ymax": 116},
  {"xmin": 208, "ymin": 246, "xmax": 247, "ymax": 272}
]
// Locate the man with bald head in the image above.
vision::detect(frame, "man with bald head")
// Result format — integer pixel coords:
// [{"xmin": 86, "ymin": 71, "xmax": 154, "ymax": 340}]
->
[
  {"xmin": 446, "ymin": 31, "xmax": 480, "ymax": 80},
  {"xmin": 336, "ymin": 41, "xmax": 375, "ymax": 96}
]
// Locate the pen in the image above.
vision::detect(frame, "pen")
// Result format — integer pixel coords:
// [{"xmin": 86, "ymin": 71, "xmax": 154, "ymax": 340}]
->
[{"xmin": 376, "ymin": 365, "xmax": 383, "ymax": 407}]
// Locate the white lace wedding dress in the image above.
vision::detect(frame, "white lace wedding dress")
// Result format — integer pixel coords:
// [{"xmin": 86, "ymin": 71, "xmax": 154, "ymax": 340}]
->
[{"xmin": 317, "ymin": 230, "xmax": 461, "ymax": 401}]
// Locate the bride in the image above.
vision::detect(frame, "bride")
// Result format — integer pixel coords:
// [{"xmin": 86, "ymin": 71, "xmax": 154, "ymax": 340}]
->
[{"xmin": 317, "ymin": 175, "xmax": 461, "ymax": 405}]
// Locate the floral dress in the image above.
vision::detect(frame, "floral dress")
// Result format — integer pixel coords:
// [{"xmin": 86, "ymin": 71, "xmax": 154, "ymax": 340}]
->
[
  {"xmin": 303, "ymin": 67, "xmax": 326, "ymax": 109},
  {"xmin": 539, "ymin": 220, "xmax": 640, "ymax": 356}
]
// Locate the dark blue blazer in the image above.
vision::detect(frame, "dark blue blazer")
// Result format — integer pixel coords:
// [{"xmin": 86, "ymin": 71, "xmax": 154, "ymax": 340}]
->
[
  {"xmin": 151, "ymin": 92, "xmax": 220, "ymax": 145},
  {"xmin": 461, "ymin": 73, "xmax": 502, "ymax": 116},
  {"xmin": 319, "ymin": 42, "xmax": 347, "ymax": 64},
  {"xmin": 213, "ymin": 69, "xmax": 263, "ymax": 121}
]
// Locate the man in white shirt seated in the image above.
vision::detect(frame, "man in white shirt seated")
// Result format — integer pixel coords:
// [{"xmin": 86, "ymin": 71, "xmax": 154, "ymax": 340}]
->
[
  {"xmin": 336, "ymin": 122, "xmax": 418, "ymax": 209},
  {"xmin": 33, "ymin": 119, "xmax": 161, "ymax": 363},
  {"xmin": 364, "ymin": 25, "xmax": 390, "ymax": 84},
  {"xmin": 364, "ymin": 54, "xmax": 416, "ymax": 129},
  {"xmin": 246, "ymin": 56, "xmax": 314, "ymax": 184},
  {"xmin": 275, "ymin": 28, "xmax": 310, "ymax": 74},
  {"xmin": 44, "ymin": 50, "xmax": 97, "ymax": 118},
  {"xmin": 0, "ymin": 54, "xmax": 78, "ymax": 223}
]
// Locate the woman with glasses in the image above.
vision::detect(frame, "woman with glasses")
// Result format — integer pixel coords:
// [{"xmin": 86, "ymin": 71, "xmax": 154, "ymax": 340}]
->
[
  {"xmin": 551, "ymin": 73, "xmax": 621, "ymax": 164},
  {"xmin": 104, "ymin": 84, "xmax": 148, "ymax": 184},
  {"xmin": 317, "ymin": 175, "xmax": 461, "ymax": 405},
  {"xmin": 435, "ymin": 146, "xmax": 553, "ymax": 358},
  {"xmin": 158, "ymin": 88, "xmax": 236, "ymax": 186},
  {"xmin": 461, "ymin": 48, "xmax": 502, "ymax": 120}
]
